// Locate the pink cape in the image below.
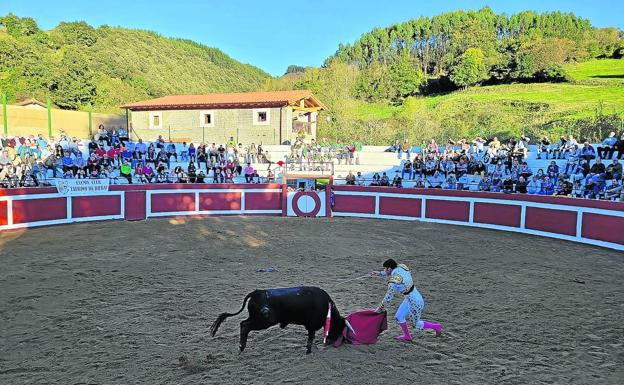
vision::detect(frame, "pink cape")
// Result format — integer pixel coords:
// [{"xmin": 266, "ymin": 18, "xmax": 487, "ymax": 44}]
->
[{"xmin": 334, "ymin": 309, "xmax": 388, "ymax": 347}]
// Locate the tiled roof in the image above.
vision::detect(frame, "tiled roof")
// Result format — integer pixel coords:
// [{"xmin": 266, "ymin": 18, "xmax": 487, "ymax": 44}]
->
[{"xmin": 122, "ymin": 90, "xmax": 324, "ymax": 110}]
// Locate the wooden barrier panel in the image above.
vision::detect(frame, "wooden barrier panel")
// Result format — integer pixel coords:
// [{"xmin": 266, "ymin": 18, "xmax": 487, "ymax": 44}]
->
[
  {"xmin": 1, "ymin": 184, "xmax": 623, "ymax": 251},
  {"xmin": 331, "ymin": 185, "xmax": 624, "ymax": 251}
]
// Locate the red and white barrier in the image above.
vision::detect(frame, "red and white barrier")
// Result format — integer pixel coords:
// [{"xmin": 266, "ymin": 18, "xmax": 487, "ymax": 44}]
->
[
  {"xmin": 331, "ymin": 185, "xmax": 624, "ymax": 251},
  {"xmin": 1, "ymin": 183, "xmax": 622, "ymax": 252}
]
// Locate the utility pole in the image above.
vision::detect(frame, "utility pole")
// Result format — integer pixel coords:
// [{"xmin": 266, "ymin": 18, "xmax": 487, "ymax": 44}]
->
[{"xmin": 2, "ymin": 94, "xmax": 7, "ymax": 135}]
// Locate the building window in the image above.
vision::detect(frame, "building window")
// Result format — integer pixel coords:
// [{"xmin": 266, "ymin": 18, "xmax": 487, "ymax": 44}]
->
[
  {"xmin": 253, "ymin": 108, "xmax": 270, "ymax": 126},
  {"xmin": 149, "ymin": 112, "xmax": 162, "ymax": 129},
  {"xmin": 199, "ymin": 110, "xmax": 215, "ymax": 128}
]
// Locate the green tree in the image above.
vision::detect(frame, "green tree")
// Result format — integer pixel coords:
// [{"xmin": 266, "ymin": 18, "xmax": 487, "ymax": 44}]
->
[{"xmin": 450, "ymin": 48, "xmax": 488, "ymax": 88}]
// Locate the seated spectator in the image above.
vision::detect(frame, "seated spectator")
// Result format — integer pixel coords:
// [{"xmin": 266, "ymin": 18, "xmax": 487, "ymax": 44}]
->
[
  {"xmin": 143, "ymin": 164, "xmax": 155, "ymax": 183},
  {"xmin": 61, "ymin": 151, "xmax": 74, "ymax": 174},
  {"xmin": 134, "ymin": 163, "xmax": 144, "ymax": 182},
  {"xmin": 118, "ymin": 127, "xmax": 129, "ymax": 143},
  {"xmin": 173, "ymin": 166, "xmax": 187, "ymax": 183},
  {"xmin": 563, "ymin": 149, "xmax": 579, "ymax": 176},
  {"xmin": 578, "ymin": 142, "xmax": 596, "ymax": 162},
  {"xmin": 478, "ymin": 175, "xmax": 492, "ymax": 191},
  {"xmin": 380, "ymin": 172, "xmax": 390, "ymax": 186},
  {"xmin": 597, "ymin": 131, "xmax": 617, "ymax": 160},
  {"xmin": 427, "ymin": 171, "xmax": 444, "ymax": 188},
  {"xmin": 555, "ymin": 178, "xmax": 573, "ymax": 196},
  {"xmin": 180, "ymin": 142, "xmax": 189, "ymax": 162},
  {"xmin": 244, "ymin": 163, "xmax": 255, "ymax": 183},
  {"xmin": 156, "ymin": 169, "xmax": 168, "ymax": 183},
  {"xmin": 401, "ymin": 159, "xmax": 412, "ymax": 180},
  {"xmin": 490, "ymin": 176, "xmax": 503, "ymax": 192},
  {"xmin": 62, "ymin": 169, "xmax": 74, "ymax": 179},
  {"xmin": 546, "ymin": 161, "xmax": 559, "ymax": 180},
  {"xmin": 502, "ymin": 175, "xmax": 514, "ymax": 193},
  {"xmin": 472, "ymin": 137, "xmax": 486, "ymax": 154},
  {"xmin": 424, "ymin": 157, "xmax": 437, "ymax": 176},
  {"xmin": 96, "ymin": 125, "xmax": 110, "ymax": 146},
  {"xmin": 605, "ymin": 159, "xmax": 622, "ymax": 180},
  {"xmin": 590, "ymin": 158, "xmax": 605, "ymax": 175},
  {"xmin": 425, "ymin": 139, "xmax": 439, "ymax": 156},
  {"xmin": 604, "ymin": 180, "xmax": 623, "ymax": 201},
  {"xmin": 539, "ymin": 176, "xmax": 555, "ymax": 195},
  {"xmin": 188, "ymin": 162, "xmax": 197, "ymax": 183},
  {"xmin": 616, "ymin": 132, "xmax": 624, "ymax": 160},
  {"xmin": 443, "ymin": 173, "xmax": 457, "ymax": 190},
  {"xmin": 537, "ymin": 136, "xmax": 551, "ymax": 160},
  {"xmin": 166, "ymin": 141, "xmax": 178, "ymax": 162},
  {"xmin": 551, "ymin": 136, "xmax": 566, "ymax": 159},
  {"xmin": 515, "ymin": 176, "xmax": 528, "ymax": 194},
  {"xmin": 355, "ymin": 171, "xmax": 364, "ymax": 186},
  {"xmin": 196, "ymin": 170, "xmax": 206, "ymax": 183},
  {"xmin": 155, "ymin": 135, "xmax": 165, "ymax": 149},
  {"xmin": 73, "ymin": 153, "xmax": 87, "ymax": 176},
  {"xmin": 224, "ymin": 167, "xmax": 234, "ymax": 183},
  {"xmin": 88, "ymin": 138, "xmax": 99, "ymax": 154},
  {"xmin": 119, "ymin": 160, "xmax": 133, "ymax": 184},
  {"xmin": 370, "ymin": 173, "xmax": 381, "ymax": 186},
  {"xmin": 527, "ymin": 177, "xmax": 540, "ymax": 194},
  {"xmin": 392, "ymin": 171, "xmax": 402, "ymax": 188},
  {"xmin": 345, "ymin": 171, "xmax": 356, "ymax": 185},
  {"xmin": 135, "ymin": 139, "xmax": 148, "ymax": 158},
  {"xmin": 457, "ymin": 172, "xmax": 472, "ymax": 190}
]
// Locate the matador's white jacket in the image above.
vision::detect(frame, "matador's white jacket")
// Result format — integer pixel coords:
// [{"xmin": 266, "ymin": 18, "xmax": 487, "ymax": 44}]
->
[{"xmin": 379, "ymin": 264, "xmax": 423, "ymax": 313}]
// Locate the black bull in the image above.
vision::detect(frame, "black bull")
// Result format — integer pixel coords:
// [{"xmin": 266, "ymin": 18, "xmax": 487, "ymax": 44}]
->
[{"xmin": 209, "ymin": 286, "xmax": 354, "ymax": 354}]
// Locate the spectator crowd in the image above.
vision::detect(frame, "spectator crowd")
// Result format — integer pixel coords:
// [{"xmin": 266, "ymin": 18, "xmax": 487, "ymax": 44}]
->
[
  {"xmin": 343, "ymin": 133, "xmax": 624, "ymax": 201},
  {"xmin": 2, "ymin": 126, "xmax": 624, "ymax": 202},
  {"xmin": 0, "ymin": 126, "xmax": 278, "ymax": 187}
]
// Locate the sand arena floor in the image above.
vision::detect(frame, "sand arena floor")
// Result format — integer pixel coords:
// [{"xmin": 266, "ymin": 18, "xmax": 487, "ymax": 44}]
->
[{"xmin": 1, "ymin": 216, "xmax": 623, "ymax": 384}]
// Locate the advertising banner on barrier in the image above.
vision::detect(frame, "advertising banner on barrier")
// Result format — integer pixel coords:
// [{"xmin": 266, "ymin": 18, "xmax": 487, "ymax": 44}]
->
[{"xmin": 56, "ymin": 179, "xmax": 110, "ymax": 196}]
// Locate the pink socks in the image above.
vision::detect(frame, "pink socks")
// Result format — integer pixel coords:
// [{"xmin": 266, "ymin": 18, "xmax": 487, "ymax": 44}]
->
[
  {"xmin": 396, "ymin": 322, "xmax": 413, "ymax": 341},
  {"xmin": 423, "ymin": 320, "xmax": 442, "ymax": 336}
]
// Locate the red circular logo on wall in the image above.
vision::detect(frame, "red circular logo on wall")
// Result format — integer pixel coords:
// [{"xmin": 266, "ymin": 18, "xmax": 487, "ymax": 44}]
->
[{"xmin": 291, "ymin": 191, "xmax": 321, "ymax": 217}]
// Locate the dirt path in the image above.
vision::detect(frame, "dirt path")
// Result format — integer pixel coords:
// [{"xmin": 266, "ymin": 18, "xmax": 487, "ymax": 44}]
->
[{"xmin": 1, "ymin": 216, "xmax": 623, "ymax": 384}]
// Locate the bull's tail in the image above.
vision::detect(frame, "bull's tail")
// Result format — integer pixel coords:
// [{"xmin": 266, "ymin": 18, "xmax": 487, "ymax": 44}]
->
[{"xmin": 209, "ymin": 292, "xmax": 253, "ymax": 337}]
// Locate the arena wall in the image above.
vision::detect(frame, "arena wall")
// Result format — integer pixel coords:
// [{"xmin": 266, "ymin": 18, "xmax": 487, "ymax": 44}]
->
[
  {"xmin": 0, "ymin": 184, "xmax": 622, "ymax": 251},
  {"xmin": 331, "ymin": 185, "xmax": 624, "ymax": 251}
]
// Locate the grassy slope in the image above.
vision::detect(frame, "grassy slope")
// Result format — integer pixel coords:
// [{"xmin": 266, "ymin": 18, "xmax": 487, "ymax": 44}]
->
[{"xmin": 355, "ymin": 59, "xmax": 624, "ymax": 122}]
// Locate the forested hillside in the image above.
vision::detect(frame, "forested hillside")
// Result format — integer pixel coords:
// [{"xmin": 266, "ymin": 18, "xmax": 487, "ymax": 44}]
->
[
  {"xmin": 0, "ymin": 14, "xmax": 269, "ymax": 112},
  {"xmin": 266, "ymin": 8, "xmax": 624, "ymax": 144}
]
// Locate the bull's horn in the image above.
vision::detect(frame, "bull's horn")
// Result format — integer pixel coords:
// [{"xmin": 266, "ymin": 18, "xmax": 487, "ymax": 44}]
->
[{"xmin": 345, "ymin": 319, "xmax": 356, "ymax": 335}]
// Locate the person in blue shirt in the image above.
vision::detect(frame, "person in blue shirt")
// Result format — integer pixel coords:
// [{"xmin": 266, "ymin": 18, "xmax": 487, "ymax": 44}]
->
[
  {"xmin": 546, "ymin": 161, "xmax": 559, "ymax": 180},
  {"xmin": 371, "ymin": 259, "xmax": 442, "ymax": 341},
  {"xmin": 61, "ymin": 152, "xmax": 74, "ymax": 174},
  {"xmin": 597, "ymin": 131, "xmax": 617, "ymax": 160},
  {"xmin": 579, "ymin": 142, "xmax": 596, "ymax": 162}
]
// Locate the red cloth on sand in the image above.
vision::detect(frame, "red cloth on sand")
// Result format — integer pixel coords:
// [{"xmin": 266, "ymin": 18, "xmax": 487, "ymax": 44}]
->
[{"xmin": 334, "ymin": 309, "xmax": 387, "ymax": 347}]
